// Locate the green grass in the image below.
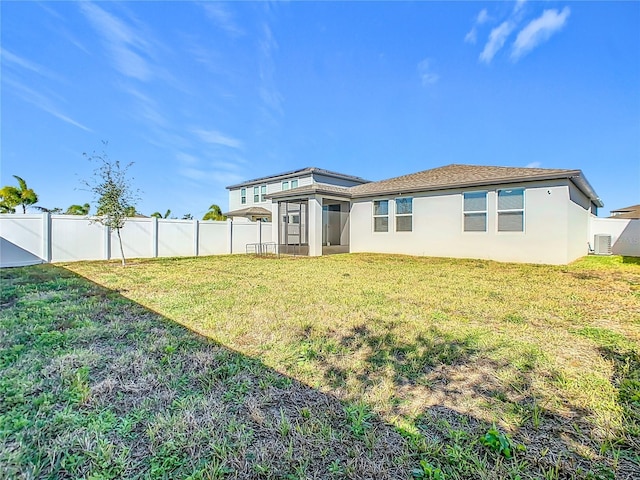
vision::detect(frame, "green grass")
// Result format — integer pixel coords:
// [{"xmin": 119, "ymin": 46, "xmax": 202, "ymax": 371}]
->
[{"xmin": 1, "ymin": 253, "xmax": 639, "ymax": 479}]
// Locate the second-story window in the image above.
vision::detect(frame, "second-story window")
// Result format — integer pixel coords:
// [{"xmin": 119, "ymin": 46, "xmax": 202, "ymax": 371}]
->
[
  {"xmin": 282, "ymin": 181, "xmax": 289, "ymax": 190},
  {"xmin": 254, "ymin": 186, "xmax": 259, "ymax": 203},
  {"xmin": 241, "ymin": 188, "xmax": 246, "ymax": 205},
  {"xmin": 291, "ymin": 179, "xmax": 298, "ymax": 188},
  {"xmin": 261, "ymin": 185, "xmax": 267, "ymax": 202}
]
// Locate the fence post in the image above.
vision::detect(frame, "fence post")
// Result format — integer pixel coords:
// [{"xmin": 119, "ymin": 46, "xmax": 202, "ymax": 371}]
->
[
  {"xmin": 152, "ymin": 217, "xmax": 159, "ymax": 258},
  {"xmin": 228, "ymin": 218, "xmax": 233, "ymax": 254},
  {"xmin": 104, "ymin": 224, "xmax": 111, "ymax": 260},
  {"xmin": 42, "ymin": 213, "xmax": 51, "ymax": 263},
  {"xmin": 193, "ymin": 219, "xmax": 199, "ymax": 257}
]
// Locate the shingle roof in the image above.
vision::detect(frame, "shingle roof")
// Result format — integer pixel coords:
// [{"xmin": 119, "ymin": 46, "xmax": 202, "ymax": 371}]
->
[
  {"xmin": 349, "ymin": 164, "xmax": 602, "ymax": 206},
  {"xmin": 226, "ymin": 167, "xmax": 369, "ymax": 189},
  {"xmin": 609, "ymin": 204, "xmax": 640, "ymax": 219},
  {"xmin": 223, "ymin": 206, "xmax": 272, "ymax": 218}
]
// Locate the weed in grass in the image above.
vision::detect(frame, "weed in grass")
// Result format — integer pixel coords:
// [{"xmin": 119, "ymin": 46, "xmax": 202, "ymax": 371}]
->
[
  {"xmin": 278, "ymin": 408, "xmax": 292, "ymax": 437},
  {"xmin": 479, "ymin": 425, "xmax": 521, "ymax": 459},
  {"xmin": 328, "ymin": 459, "xmax": 345, "ymax": 476},
  {"xmin": 344, "ymin": 402, "xmax": 373, "ymax": 438}
]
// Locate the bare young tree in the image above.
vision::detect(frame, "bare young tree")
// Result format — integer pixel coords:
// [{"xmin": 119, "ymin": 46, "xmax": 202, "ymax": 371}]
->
[{"xmin": 83, "ymin": 144, "xmax": 140, "ymax": 266}]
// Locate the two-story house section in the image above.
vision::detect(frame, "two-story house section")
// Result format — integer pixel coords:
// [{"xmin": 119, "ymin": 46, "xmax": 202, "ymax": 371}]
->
[{"xmin": 225, "ymin": 167, "xmax": 370, "ymax": 223}]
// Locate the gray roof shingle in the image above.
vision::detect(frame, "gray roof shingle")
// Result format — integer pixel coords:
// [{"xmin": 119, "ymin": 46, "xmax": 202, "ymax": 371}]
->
[{"xmin": 348, "ymin": 164, "xmax": 601, "ymax": 205}]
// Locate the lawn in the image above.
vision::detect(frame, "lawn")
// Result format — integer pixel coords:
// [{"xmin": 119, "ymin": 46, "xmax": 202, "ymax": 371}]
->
[{"xmin": 1, "ymin": 253, "xmax": 639, "ymax": 479}]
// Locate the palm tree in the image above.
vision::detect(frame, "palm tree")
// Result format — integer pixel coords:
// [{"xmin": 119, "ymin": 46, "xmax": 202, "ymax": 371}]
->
[
  {"xmin": 202, "ymin": 204, "xmax": 226, "ymax": 221},
  {"xmin": 151, "ymin": 209, "xmax": 171, "ymax": 219},
  {"xmin": 0, "ymin": 175, "xmax": 38, "ymax": 213},
  {"xmin": 65, "ymin": 203, "xmax": 90, "ymax": 215}
]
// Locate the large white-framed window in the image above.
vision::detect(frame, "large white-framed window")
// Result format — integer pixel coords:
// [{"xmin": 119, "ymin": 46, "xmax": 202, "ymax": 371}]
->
[
  {"xmin": 241, "ymin": 188, "xmax": 247, "ymax": 205},
  {"xmin": 395, "ymin": 197, "xmax": 413, "ymax": 232},
  {"xmin": 291, "ymin": 179, "xmax": 298, "ymax": 189},
  {"xmin": 260, "ymin": 184, "xmax": 267, "ymax": 202},
  {"xmin": 373, "ymin": 200, "xmax": 389, "ymax": 232},
  {"xmin": 282, "ymin": 181, "xmax": 289, "ymax": 191},
  {"xmin": 497, "ymin": 188, "xmax": 525, "ymax": 232},
  {"xmin": 463, "ymin": 191, "xmax": 487, "ymax": 232},
  {"xmin": 254, "ymin": 186, "xmax": 260, "ymax": 203}
]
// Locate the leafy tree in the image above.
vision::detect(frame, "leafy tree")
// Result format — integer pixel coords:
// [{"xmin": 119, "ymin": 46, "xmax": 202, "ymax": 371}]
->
[
  {"xmin": 202, "ymin": 204, "xmax": 226, "ymax": 221},
  {"xmin": 124, "ymin": 206, "xmax": 139, "ymax": 217},
  {"xmin": 65, "ymin": 203, "xmax": 90, "ymax": 215},
  {"xmin": 83, "ymin": 144, "xmax": 140, "ymax": 266},
  {"xmin": 151, "ymin": 209, "xmax": 171, "ymax": 219},
  {"xmin": 0, "ymin": 175, "xmax": 38, "ymax": 213},
  {"xmin": 35, "ymin": 206, "xmax": 63, "ymax": 214}
]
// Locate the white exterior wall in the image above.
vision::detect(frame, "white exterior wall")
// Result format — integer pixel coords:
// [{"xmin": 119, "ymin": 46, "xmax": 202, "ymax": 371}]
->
[
  {"xmin": 566, "ymin": 184, "xmax": 593, "ymax": 262},
  {"xmin": 228, "ymin": 174, "xmax": 313, "ymax": 212},
  {"xmin": 312, "ymin": 173, "xmax": 366, "ymax": 187},
  {"xmin": 590, "ymin": 217, "xmax": 640, "ymax": 256},
  {"xmin": 350, "ymin": 180, "xmax": 579, "ymax": 265}
]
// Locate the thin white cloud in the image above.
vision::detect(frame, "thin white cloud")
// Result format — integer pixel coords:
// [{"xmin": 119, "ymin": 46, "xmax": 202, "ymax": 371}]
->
[
  {"xmin": 201, "ymin": 3, "xmax": 244, "ymax": 37},
  {"xmin": 192, "ymin": 129, "xmax": 243, "ymax": 149},
  {"xmin": 79, "ymin": 2, "xmax": 153, "ymax": 81},
  {"xmin": 526, "ymin": 161, "xmax": 542, "ymax": 168},
  {"xmin": 258, "ymin": 23, "xmax": 283, "ymax": 117},
  {"xmin": 3, "ymin": 77, "xmax": 92, "ymax": 132},
  {"xmin": 464, "ymin": 9, "xmax": 490, "ymax": 44},
  {"xmin": 1, "ymin": 48, "xmax": 65, "ymax": 82},
  {"xmin": 514, "ymin": 0, "xmax": 528, "ymax": 14},
  {"xmin": 477, "ymin": 9, "xmax": 490, "ymax": 24},
  {"xmin": 417, "ymin": 59, "xmax": 439, "ymax": 86},
  {"xmin": 465, "ymin": 28, "xmax": 478, "ymax": 45},
  {"xmin": 118, "ymin": 83, "xmax": 168, "ymax": 128},
  {"xmin": 176, "ymin": 152, "xmax": 200, "ymax": 166},
  {"xmin": 512, "ymin": 7, "xmax": 571, "ymax": 60},
  {"xmin": 480, "ymin": 21, "xmax": 515, "ymax": 64}
]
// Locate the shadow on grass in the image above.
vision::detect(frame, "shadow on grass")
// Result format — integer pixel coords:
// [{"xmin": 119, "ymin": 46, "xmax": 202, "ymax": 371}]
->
[
  {"xmin": 2, "ymin": 263, "xmax": 637, "ymax": 479},
  {"xmin": 298, "ymin": 322, "xmax": 639, "ymax": 478},
  {"xmin": 622, "ymin": 256, "xmax": 640, "ymax": 265},
  {"xmin": 0, "ymin": 264, "xmax": 409, "ymax": 479}
]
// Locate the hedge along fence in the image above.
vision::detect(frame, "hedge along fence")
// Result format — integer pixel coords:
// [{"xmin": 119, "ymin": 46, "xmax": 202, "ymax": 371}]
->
[{"xmin": 0, "ymin": 214, "xmax": 271, "ymax": 267}]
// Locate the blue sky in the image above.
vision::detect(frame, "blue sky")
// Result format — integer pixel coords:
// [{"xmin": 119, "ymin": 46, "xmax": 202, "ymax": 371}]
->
[{"xmin": 2, "ymin": 1, "xmax": 638, "ymax": 218}]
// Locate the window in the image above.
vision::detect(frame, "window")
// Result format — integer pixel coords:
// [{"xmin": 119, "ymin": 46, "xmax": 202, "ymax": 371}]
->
[
  {"xmin": 373, "ymin": 200, "xmax": 388, "ymax": 232},
  {"xmin": 282, "ymin": 181, "xmax": 289, "ymax": 190},
  {"xmin": 395, "ymin": 197, "xmax": 412, "ymax": 232},
  {"xmin": 463, "ymin": 191, "xmax": 487, "ymax": 232},
  {"xmin": 254, "ymin": 186, "xmax": 259, "ymax": 203},
  {"xmin": 291, "ymin": 179, "xmax": 298, "ymax": 189},
  {"xmin": 260, "ymin": 185, "xmax": 267, "ymax": 202},
  {"xmin": 498, "ymin": 188, "xmax": 524, "ymax": 232},
  {"xmin": 241, "ymin": 188, "xmax": 246, "ymax": 205}
]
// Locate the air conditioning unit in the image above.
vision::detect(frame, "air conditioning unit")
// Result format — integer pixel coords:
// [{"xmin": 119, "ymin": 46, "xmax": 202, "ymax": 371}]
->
[{"xmin": 593, "ymin": 234, "xmax": 612, "ymax": 255}]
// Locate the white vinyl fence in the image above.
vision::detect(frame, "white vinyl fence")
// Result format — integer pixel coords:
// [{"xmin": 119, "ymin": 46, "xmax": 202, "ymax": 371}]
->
[
  {"xmin": 590, "ymin": 217, "xmax": 640, "ymax": 256},
  {"xmin": 0, "ymin": 214, "xmax": 272, "ymax": 268}
]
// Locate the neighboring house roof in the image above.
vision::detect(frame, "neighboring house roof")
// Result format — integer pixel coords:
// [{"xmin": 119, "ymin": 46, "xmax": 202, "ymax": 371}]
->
[
  {"xmin": 223, "ymin": 206, "xmax": 273, "ymax": 218},
  {"xmin": 226, "ymin": 167, "xmax": 369, "ymax": 190},
  {"xmin": 266, "ymin": 183, "xmax": 352, "ymax": 200},
  {"xmin": 348, "ymin": 164, "xmax": 603, "ymax": 206},
  {"xmin": 609, "ymin": 204, "xmax": 640, "ymax": 219}
]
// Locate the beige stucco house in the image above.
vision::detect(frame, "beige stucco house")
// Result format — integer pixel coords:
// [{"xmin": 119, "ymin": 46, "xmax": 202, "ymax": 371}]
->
[{"xmin": 225, "ymin": 164, "xmax": 603, "ymax": 265}]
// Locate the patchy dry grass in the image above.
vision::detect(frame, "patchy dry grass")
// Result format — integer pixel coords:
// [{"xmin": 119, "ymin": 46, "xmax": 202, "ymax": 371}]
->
[{"xmin": 2, "ymin": 253, "xmax": 639, "ymax": 479}]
